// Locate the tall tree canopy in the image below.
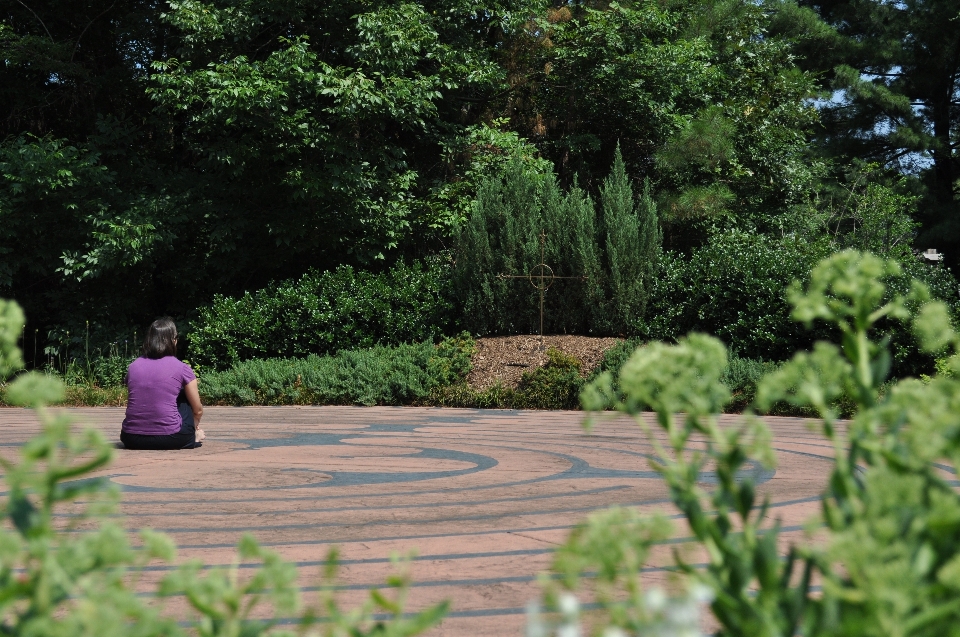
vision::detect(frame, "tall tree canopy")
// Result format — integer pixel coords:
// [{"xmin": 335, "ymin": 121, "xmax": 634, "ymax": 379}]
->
[
  {"xmin": 516, "ymin": 0, "xmax": 820, "ymax": 242},
  {"xmin": 775, "ymin": 0, "xmax": 960, "ymax": 252},
  {"xmin": 1, "ymin": 0, "xmax": 827, "ymax": 343},
  {"xmin": 0, "ymin": 0, "xmax": 536, "ymax": 331}
]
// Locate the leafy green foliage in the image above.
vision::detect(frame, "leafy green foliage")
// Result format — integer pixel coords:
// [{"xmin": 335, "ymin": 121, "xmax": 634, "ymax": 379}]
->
[
  {"xmin": 881, "ymin": 255, "xmax": 960, "ymax": 377},
  {"xmin": 589, "ymin": 338, "xmax": 645, "ymax": 381},
  {"xmin": 199, "ymin": 336, "xmax": 474, "ymax": 406},
  {"xmin": 425, "ymin": 331, "xmax": 476, "ymax": 388},
  {"xmin": 839, "ymin": 183, "xmax": 920, "ymax": 259},
  {"xmin": 721, "ymin": 355, "xmax": 783, "ymax": 413},
  {"xmin": 3, "ymin": 372, "xmax": 66, "ymax": 408},
  {"xmin": 0, "ymin": 298, "xmax": 25, "ymax": 376},
  {"xmin": 540, "ymin": 249, "xmax": 960, "ymax": 636},
  {"xmin": 783, "ymin": 166, "xmax": 922, "ymax": 259},
  {"xmin": 638, "ymin": 231, "xmax": 960, "ymax": 376},
  {"xmin": 778, "ymin": 0, "xmax": 960, "ymax": 238},
  {"xmin": 0, "ymin": 0, "xmax": 539, "ymax": 348},
  {"xmin": 0, "ymin": 304, "xmax": 193, "ymax": 637},
  {"xmin": 533, "ymin": 0, "xmax": 820, "ymax": 232},
  {"xmin": 2, "ymin": 0, "xmax": 899, "ymax": 363},
  {"xmin": 146, "ymin": 0, "xmax": 519, "ymax": 266},
  {"xmin": 511, "ymin": 348, "xmax": 585, "ymax": 410},
  {"xmin": 592, "ymin": 339, "xmax": 786, "ymax": 414},
  {"xmin": 189, "ymin": 258, "xmax": 452, "ymax": 371},
  {"xmin": 61, "ymin": 353, "xmax": 133, "ymax": 389},
  {"xmin": 531, "ymin": 507, "xmax": 714, "ymax": 637},
  {"xmin": 428, "ymin": 120, "xmax": 555, "ymax": 229},
  {"xmin": 0, "ymin": 296, "xmax": 447, "ymax": 636},
  {"xmin": 752, "ymin": 250, "xmax": 960, "ymax": 634},
  {"xmin": 638, "ymin": 231, "xmax": 833, "ymax": 360},
  {"xmin": 580, "ymin": 332, "xmax": 804, "ymax": 637},
  {"xmin": 303, "ymin": 549, "xmax": 450, "ymax": 637}
]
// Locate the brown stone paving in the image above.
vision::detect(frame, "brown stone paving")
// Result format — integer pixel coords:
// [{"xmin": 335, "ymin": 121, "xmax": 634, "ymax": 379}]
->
[{"xmin": 0, "ymin": 407, "xmax": 833, "ymax": 636}]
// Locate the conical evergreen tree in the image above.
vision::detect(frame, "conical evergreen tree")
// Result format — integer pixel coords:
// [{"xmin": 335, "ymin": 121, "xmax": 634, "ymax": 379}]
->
[
  {"xmin": 452, "ymin": 151, "xmax": 660, "ymax": 336},
  {"xmin": 636, "ymin": 180, "xmax": 661, "ymax": 310},
  {"xmin": 600, "ymin": 145, "xmax": 661, "ymax": 332}
]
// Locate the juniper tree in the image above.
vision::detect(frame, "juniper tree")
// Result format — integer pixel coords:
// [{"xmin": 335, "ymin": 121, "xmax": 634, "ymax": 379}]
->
[
  {"xmin": 452, "ymin": 154, "xmax": 660, "ymax": 336},
  {"xmin": 600, "ymin": 145, "xmax": 662, "ymax": 333}
]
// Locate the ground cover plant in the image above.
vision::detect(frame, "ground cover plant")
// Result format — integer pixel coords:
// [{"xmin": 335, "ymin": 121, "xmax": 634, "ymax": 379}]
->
[
  {"xmin": 199, "ymin": 334, "xmax": 474, "ymax": 407},
  {"xmin": 2, "ymin": 336, "xmax": 788, "ymax": 413},
  {"xmin": 433, "ymin": 346, "xmax": 588, "ymax": 410}
]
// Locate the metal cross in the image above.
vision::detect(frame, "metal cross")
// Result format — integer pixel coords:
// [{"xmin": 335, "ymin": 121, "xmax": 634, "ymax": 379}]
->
[{"xmin": 497, "ymin": 230, "xmax": 587, "ymax": 350}]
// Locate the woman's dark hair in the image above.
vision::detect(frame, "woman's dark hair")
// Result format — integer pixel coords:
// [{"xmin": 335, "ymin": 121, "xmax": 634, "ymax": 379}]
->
[{"xmin": 142, "ymin": 317, "xmax": 178, "ymax": 359}]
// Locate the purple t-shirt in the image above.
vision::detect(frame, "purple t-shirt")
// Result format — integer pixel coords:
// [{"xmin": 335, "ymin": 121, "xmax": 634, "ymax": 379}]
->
[{"xmin": 122, "ymin": 356, "xmax": 196, "ymax": 436}]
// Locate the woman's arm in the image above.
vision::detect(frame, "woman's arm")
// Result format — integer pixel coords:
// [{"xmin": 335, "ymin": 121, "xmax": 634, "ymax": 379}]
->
[{"xmin": 184, "ymin": 379, "xmax": 203, "ymax": 426}]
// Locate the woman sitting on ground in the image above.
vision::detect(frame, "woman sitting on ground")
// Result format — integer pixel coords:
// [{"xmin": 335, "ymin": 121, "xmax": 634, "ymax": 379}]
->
[{"xmin": 121, "ymin": 317, "xmax": 206, "ymax": 450}]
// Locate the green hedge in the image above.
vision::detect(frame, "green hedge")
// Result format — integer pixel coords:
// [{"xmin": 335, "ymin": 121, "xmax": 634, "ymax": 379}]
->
[
  {"xmin": 637, "ymin": 232, "xmax": 960, "ymax": 377},
  {"xmin": 637, "ymin": 231, "xmax": 832, "ymax": 361},
  {"xmin": 188, "ymin": 257, "xmax": 453, "ymax": 370}
]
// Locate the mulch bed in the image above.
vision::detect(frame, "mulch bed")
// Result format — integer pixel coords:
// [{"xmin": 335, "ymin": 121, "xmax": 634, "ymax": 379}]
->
[{"xmin": 467, "ymin": 335, "xmax": 623, "ymax": 391}]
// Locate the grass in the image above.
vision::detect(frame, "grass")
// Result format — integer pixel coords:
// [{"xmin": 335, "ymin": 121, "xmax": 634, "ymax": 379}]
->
[{"xmin": 63, "ymin": 385, "xmax": 128, "ymax": 407}]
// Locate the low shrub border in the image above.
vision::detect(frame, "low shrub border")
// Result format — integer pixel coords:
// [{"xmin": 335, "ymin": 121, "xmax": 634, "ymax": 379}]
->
[
  {"xmin": 3, "ymin": 335, "xmax": 793, "ymax": 413},
  {"xmin": 187, "ymin": 257, "xmax": 454, "ymax": 371}
]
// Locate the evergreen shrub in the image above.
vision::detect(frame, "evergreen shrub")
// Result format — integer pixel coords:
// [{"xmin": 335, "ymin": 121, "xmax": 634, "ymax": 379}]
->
[
  {"xmin": 592, "ymin": 340, "xmax": 782, "ymax": 413},
  {"xmin": 512, "ymin": 349, "xmax": 585, "ymax": 410},
  {"xmin": 433, "ymin": 348, "xmax": 586, "ymax": 410},
  {"xmin": 591, "ymin": 338, "xmax": 644, "ymax": 377},
  {"xmin": 721, "ymin": 354, "xmax": 781, "ymax": 412},
  {"xmin": 188, "ymin": 257, "xmax": 453, "ymax": 370},
  {"xmin": 451, "ymin": 148, "xmax": 660, "ymax": 336}
]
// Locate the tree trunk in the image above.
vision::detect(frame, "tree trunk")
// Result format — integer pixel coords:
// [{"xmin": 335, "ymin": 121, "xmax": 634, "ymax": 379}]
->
[
  {"xmin": 930, "ymin": 93, "xmax": 955, "ymax": 208},
  {"xmin": 929, "ymin": 40, "xmax": 960, "ymax": 209}
]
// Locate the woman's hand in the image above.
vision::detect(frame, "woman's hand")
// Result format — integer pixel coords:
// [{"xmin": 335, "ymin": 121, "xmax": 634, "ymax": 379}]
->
[{"xmin": 184, "ymin": 379, "xmax": 203, "ymax": 426}]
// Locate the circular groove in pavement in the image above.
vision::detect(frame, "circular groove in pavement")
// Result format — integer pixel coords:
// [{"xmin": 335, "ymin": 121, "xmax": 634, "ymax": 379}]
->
[{"xmin": 0, "ymin": 406, "xmax": 833, "ymax": 636}]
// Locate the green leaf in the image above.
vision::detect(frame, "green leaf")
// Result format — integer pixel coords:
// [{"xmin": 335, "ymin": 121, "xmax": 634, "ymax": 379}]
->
[{"xmin": 5, "ymin": 372, "xmax": 65, "ymax": 407}]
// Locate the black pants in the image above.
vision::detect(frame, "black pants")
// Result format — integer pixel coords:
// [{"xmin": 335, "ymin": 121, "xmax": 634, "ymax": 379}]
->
[{"xmin": 121, "ymin": 402, "xmax": 199, "ymax": 450}]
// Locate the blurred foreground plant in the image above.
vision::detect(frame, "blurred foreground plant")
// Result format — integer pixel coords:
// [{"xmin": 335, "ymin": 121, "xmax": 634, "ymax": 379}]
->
[
  {"xmin": 0, "ymin": 298, "xmax": 447, "ymax": 636},
  {"xmin": 533, "ymin": 250, "xmax": 960, "ymax": 637}
]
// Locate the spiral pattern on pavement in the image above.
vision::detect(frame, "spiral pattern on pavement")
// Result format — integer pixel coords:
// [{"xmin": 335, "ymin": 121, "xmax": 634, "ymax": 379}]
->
[{"xmin": 0, "ymin": 406, "xmax": 835, "ymax": 636}]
